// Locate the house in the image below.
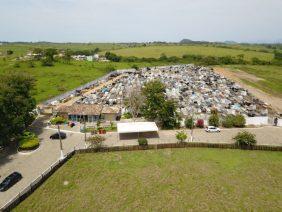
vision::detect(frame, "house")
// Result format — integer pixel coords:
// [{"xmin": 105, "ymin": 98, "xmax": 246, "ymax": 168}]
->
[{"xmin": 56, "ymin": 104, "xmax": 120, "ymax": 122}]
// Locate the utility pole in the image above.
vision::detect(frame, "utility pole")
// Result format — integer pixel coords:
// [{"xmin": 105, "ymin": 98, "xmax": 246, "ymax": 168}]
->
[{"xmin": 57, "ymin": 125, "xmax": 64, "ymax": 159}]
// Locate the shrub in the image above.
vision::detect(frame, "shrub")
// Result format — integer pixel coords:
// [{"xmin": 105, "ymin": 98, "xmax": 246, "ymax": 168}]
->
[
  {"xmin": 50, "ymin": 116, "xmax": 67, "ymax": 125},
  {"xmin": 176, "ymin": 131, "xmax": 188, "ymax": 143},
  {"xmin": 233, "ymin": 131, "xmax": 256, "ymax": 147},
  {"xmin": 222, "ymin": 115, "xmax": 235, "ymax": 128},
  {"xmin": 86, "ymin": 135, "xmax": 105, "ymax": 149},
  {"xmin": 185, "ymin": 117, "xmax": 194, "ymax": 129},
  {"xmin": 233, "ymin": 114, "xmax": 246, "ymax": 128},
  {"xmin": 122, "ymin": 112, "xmax": 133, "ymax": 119},
  {"xmin": 196, "ymin": 119, "xmax": 204, "ymax": 128},
  {"xmin": 208, "ymin": 114, "xmax": 219, "ymax": 127},
  {"xmin": 18, "ymin": 131, "xmax": 39, "ymax": 151},
  {"xmin": 138, "ymin": 138, "xmax": 148, "ymax": 146}
]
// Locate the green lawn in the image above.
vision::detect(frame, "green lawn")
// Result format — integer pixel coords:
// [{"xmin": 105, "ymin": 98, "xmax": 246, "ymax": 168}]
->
[
  {"xmin": 15, "ymin": 148, "xmax": 282, "ymax": 211},
  {"xmin": 110, "ymin": 45, "xmax": 274, "ymax": 61}
]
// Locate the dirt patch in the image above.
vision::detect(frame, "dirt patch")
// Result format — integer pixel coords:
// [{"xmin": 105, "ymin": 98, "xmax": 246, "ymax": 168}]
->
[{"xmin": 214, "ymin": 67, "xmax": 282, "ymax": 113}]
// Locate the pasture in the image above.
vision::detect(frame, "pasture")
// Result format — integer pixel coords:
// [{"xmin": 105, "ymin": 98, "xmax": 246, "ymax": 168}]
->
[
  {"xmin": 15, "ymin": 148, "xmax": 282, "ymax": 211},
  {"xmin": 110, "ymin": 45, "xmax": 274, "ymax": 61}
]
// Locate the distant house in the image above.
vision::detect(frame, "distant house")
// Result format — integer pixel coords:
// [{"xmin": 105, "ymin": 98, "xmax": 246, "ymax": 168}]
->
[{"xmin": 56, "ymin": 104, "xmax": 120, "ymax": 122}]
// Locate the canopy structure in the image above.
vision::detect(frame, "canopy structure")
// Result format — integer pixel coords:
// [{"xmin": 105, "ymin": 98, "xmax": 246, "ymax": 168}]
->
[{"xmin": 117, "ymin": 122, "xmax": 158, "ymax": 134}]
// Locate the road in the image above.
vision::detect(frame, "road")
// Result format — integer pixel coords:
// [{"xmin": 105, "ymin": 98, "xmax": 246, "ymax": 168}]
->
[{"xmin": 0, "ymin": 116, "xmax": 281, "ymax": 208}]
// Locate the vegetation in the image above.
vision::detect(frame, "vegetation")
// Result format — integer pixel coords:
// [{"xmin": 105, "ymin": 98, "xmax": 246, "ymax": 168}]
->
[
  {"xmin": 196, "ymin": 119, "xmax": 204, "ymax": 128},
  {"xmin": 86, "ymin": 135, "xmax": 105, "ymax": 149},
  {"xmin": 222, "ymin": 114, "xmax": 246, "ymax": 128},
  {"xmin": 124, "ymin": 85, "xmax": 144, "ymax": 120},
  {"xmin": 176, "ymin": 131, "xmax": 188, "ymax": 143},
  {"xmin": 208, "ymin": 114, "xmax": 220, "ymax": 127},
  {"xmin": 18, "ymin": 131, "xmax": 39, "ymax": 151},
  {"xmin": 15, "ymin": 148, "xmax": 282, "ymax": 211},
  {"xmin": 233, "ymin": 131, "xmax": 257, "ymax": 147},
  {"xmin": 185, "ymin": 117, "xmax": 194, "ymax": 129},
  {"xmin": 0, "ymin": 71, "xmax": 36, "ymax": 146},
  {"xmin": 122, "ymin": 112, "xmax": 133, "ymax": 119},
  {"xmin": 141, "ymin": 80, "xmax": 180, "ymax": 129},
  {"xmin": 138, "ymin": 138, "xmax": 148, "ymax": 146},
  {"xmin": 50, "ymin": 116, "xmax": 67, "ymax": 125}
]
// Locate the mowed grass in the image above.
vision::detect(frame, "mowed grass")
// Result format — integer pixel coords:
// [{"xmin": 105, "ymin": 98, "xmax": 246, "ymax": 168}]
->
[
  {"xmin": 110, "ymin": 45, "xmax": 274, "ymax": 61},
  {"xmin": 15, "ymin": 148, "xmax": 282, "ymax": 211},
  {"xmin": 228, "ymin": 65, "xmax": 282, "ymax": 97}
]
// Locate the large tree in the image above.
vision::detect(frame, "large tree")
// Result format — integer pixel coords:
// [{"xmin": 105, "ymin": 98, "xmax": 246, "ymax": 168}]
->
[
  {"xmin": 0, "ymin": 71, "xmax": 36, "ymax": 146},
  {"xmin": 142, "ymin": 80, "xmax": 180, "ymax": 129}
]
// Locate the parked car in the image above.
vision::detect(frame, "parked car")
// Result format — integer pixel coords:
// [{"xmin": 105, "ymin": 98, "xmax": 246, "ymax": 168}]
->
[
  {"xmin": 50, "ymin": 132, "xmax": 67, "ymax": 140},
  {"xmin": 205, "ymin": 126, "xmax": 221, "ymax": 133},
  {"xmin": 0, "ymin": 172, "xmax": 22, "ymax": 192}
]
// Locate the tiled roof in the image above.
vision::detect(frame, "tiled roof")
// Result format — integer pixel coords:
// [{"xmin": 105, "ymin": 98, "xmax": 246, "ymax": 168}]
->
[{"xmin": 57, "ymin": 104, "xmax": 120, "ymax": 115}]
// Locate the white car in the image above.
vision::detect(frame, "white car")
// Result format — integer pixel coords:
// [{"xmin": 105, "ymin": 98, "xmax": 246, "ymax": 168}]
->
[{"xmin": 205, "ymin": 126, "xmax": 221, "ymax": 133}]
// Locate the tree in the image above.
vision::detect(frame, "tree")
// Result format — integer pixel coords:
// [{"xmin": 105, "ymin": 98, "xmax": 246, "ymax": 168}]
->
[
  {"xmin": 185, "ymin": 117, "xmax": 194, "ymax": 129},
  {"xmin": 208, "ymin": 114, "xmax": 219, "ymax": 127},
  {"xmin": 142, "ymin": 80, "xmax": 180, "ymax": 129},
  {"xmin": 0, "ymin": 71, "xmax": 36, "ymax": 146},
  {"xmin": 141, "ymin": 80, "xmax": 166, "ymax": 120},
  {"xmin": 124, "ymin": 85, "xmax": 144, "ymax": 121},
  {"xmin": 233, "ymin": 114, "xmax": 246, "ymax": 128},
  {"xmin": 44, "ymin": 48, "xmax": 57, "ymax": 61},
  {"xmin": 105, "ymin": 52, "xmax": 121, "ymax": 62}
]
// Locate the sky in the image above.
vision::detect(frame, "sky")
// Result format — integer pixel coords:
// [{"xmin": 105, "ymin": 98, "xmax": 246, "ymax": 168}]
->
[{"xmin": 0, "ymin": 0, "xmax": 282, "ymax": 43}]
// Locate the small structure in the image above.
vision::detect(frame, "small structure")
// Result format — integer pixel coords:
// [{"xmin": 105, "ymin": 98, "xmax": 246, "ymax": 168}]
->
[{"xmin": 117, "ymin": 122, "xmax": 158, "ymax": 134}]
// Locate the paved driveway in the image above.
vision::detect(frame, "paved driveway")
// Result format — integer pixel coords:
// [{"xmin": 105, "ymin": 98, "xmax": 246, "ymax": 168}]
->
[{"xmin": 0, "ymin": 116, "xmax": 85, "ymax": 208}]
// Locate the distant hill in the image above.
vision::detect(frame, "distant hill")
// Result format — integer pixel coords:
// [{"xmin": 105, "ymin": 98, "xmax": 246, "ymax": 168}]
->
[{"xmin": 179, "ymin": 39, "xmax": 194, "ymax": 44}]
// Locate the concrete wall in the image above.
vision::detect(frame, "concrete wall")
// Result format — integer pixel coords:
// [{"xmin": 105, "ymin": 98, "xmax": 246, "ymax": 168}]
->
[
  {"xmin": 245, "ymin": 116, "xmax": 269, "ymax": 126},
  {"xmin": 277, "ymin": 119, "xmax": 282, "ymax": 127},
  {"xmin": 103, "ymin": 113, "xmax": 118, "ymax": 121}
]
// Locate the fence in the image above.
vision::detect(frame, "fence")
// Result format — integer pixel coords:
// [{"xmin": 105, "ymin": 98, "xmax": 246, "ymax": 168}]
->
[
  {"xmin": 2, "ymin": 142, "xmax": 282, "ymax": 211},
  {"xmin": 1, "ymin": 151, "xmax": 75, "ymax": 212},
  {"xmin": 76, "ymin": 142, "xmax": 282, "ymax": 153}
]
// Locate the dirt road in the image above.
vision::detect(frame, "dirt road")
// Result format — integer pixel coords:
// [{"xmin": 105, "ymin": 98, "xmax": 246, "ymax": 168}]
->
[{"xmin": 214, "ymin": 67, "xmax": 282, "ymax": 113}]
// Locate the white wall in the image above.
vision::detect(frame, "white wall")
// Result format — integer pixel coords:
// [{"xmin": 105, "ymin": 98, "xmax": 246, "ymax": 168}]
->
[
  {"xmin": 245, "ymin": 116, "xmax": 269, "ymax": 126},
  {"xmin": 277, "ymin": 119, "xmax": 282, "ymax": 127}
]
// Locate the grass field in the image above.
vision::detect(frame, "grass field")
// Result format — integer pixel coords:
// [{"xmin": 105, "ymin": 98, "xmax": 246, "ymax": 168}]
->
[
  {"xmin": 110, "ymin": 45, "xmax": 274, "ymax": 61},
  {"xmin": 0, "ymin": 59, "xmax": 176, "ymax": 102},
  {"xmin": 1, "ymin": 43, "xmax": 281, "ymax": 102},
  {"xmin": 227, "ymin": 65, "xmax": 282, "ymax": 97},
  {"xmin": 15, "ymin": 148, "xmax": 282, "ymax": 211}
]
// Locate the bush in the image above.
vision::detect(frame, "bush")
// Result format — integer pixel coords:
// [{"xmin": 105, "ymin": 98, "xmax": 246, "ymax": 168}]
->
[
  {"xmin": 222, "ymin": 115, "xmax": 235, "ymax": 128},
  {"xmin": 222, "ymin": 114, "xmax": 246, "ymax": 128},
  {"xmin": 122, "ymin": 112, "xmax": 133, "ymax": 119},
  {"xmin": 50, "ymin": 116, "xmax": 67, "ymax": 125},
  {"xmin": 233, "ymin": 114, "xmax": 246, "ymax": 128},
  {"xmin": 86, "ymin": 135, "xmax": 105, "ymax": 149},
  {"xmin": 138, "ymin": 138, "xmax": 148, "ymax": 146},
  {"xmin": 196, "ymin": 119, "xmax": 204, "ymax": 128},
  {"xmin": 176, "ymin": 131, "xmax": 188, "ymax": 143},
  {"xmin": 208, "ymin": 114, "xmax": 219, "ymax": 127},
  {"xmin": 18, "ymin": 131, "xmax": 39, "ymax": 151},
  {"xmin": 233, "ymin": 131, "xmax": 256, "ymax": 147},
  {"xmin": 185, "ymin": 117, "xmax": 194, "ymax": 129}
]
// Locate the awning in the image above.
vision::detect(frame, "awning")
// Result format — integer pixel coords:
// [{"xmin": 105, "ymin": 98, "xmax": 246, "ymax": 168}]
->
[{"xmin": 117, "ymin": 122, "xmax": 158, "ymax": 134}]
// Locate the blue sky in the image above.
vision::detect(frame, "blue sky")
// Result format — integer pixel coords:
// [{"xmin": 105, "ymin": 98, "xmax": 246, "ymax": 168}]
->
[{"xmin": 1, "ymin": 0, "xmax": 282, "ymax": 43}]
